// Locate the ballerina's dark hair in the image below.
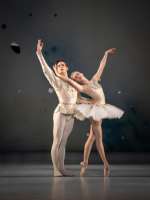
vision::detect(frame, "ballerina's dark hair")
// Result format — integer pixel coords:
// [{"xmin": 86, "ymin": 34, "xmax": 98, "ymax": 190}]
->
[{"xmin": 70, "ymin": 71, "xmax": 79, "ymax": 79}]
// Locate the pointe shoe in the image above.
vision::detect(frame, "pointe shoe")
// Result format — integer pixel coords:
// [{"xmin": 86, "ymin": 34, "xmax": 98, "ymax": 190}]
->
[
  {"xmin": 80, "ymin": 161, "xmax": 88, "ymax": 177},
  {"xmin": 104, "ymin": 166, "xmax": 110, "ymax": 177}
]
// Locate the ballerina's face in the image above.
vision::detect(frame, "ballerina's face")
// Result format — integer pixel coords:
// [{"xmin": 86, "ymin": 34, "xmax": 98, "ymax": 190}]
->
[
  {"xmin": 71, "ymin": 71, "xmax": 85, "ymax": 83},
  {"xmin": 56, "ymin": 61, "xmax": 68, "ymax": 74}
]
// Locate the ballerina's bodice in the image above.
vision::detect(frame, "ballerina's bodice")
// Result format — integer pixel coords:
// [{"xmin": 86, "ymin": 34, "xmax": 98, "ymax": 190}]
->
[
  {"xmin": 85, "ymin": 80, "xmax": 106, "ymax": 105},
  {"xmin": 75, "ymin": 80, "xmax": 124, "ymax": 121}
]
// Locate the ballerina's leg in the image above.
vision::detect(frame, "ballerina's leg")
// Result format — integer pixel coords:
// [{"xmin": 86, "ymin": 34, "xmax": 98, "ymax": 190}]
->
[
  {"xmin": 80, "ymin": 125, "xmax": 95, "ymax": 176},
  {"xmin": 91, "ymin": 120, "xmax": 110, "ymax": 177}
]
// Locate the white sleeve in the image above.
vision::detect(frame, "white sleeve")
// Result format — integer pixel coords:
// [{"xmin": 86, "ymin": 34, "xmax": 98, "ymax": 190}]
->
[{"xmin": 36, "ymin": 52, "xmax": 60, "ymax": 89}]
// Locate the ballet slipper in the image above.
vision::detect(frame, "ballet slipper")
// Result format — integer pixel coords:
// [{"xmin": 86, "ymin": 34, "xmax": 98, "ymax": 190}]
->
[
  {"xmin": 80, "ymin": 161, "xmax": 88, "ymax": 176},
  {"xmin": 60, "ymin": 170, "xmax": 75, "ymax": 177},
  {"xmin": 104, "ymin": 165, "xmax": 110, "ymax": 177},
  {"xmin": 53, "ymin": 170, "xmax": 63, "ymax": 177}
]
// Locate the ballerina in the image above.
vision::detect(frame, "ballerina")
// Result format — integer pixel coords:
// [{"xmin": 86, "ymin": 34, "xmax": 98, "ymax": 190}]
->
[{"xmin": 54, "ymin": 48, "xmax": 124, "ymax": 176}]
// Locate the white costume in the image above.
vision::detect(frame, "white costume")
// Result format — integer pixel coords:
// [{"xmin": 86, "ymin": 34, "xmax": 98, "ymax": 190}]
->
[
  {"xmin": 74, "ymin": 79, "xmax": 124, "ymax": 121},
  {"xmin": 37, "ymin": 53, "xmax": 77, "ymax": 176}
]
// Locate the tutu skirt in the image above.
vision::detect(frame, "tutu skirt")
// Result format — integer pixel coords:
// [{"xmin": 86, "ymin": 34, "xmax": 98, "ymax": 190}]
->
[{"xmin": 74, "ymin": 104, "xmax": 124, "ymax": 121}]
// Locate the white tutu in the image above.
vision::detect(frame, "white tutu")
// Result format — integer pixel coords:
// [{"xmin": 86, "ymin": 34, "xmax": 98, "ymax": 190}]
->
[{"xmin": 74, "ymin": 104, "xmax": 124, "ymax": 121}]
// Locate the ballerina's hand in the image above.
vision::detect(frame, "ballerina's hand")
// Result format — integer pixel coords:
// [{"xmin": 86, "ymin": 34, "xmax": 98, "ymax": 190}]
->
[
  {"xmin": 53, "ymin": 64, "xmax": 62, "ymax": 78},
  {"xmin": 53, "ymin": 64, "xmax": 59, "ymax": 75},
  {"xmin": 53, "ymin": 65, "xmax": 69, "ymax": 81},
  {"xmin": 105, "ymin": 48, "xmax": 116, "ymax": 55}
]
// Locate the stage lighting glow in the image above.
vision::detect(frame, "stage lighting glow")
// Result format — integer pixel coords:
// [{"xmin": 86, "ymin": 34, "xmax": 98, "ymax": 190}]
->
[
  {"xmin": 117, "ymin": 90, "xmax": 122, "ymax": 94},
  {"xmin": 48, "ymin": 87, "xmax": 54, "ymax": 94}
]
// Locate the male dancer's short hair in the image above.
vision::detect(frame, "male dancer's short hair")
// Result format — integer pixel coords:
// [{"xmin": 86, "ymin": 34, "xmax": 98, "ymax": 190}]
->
[{"xmin": 54, "ymin": 59, "xmax": 68, "ymax": 68}]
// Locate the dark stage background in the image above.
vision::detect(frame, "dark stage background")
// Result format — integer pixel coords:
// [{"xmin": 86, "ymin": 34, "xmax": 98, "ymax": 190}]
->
[{"xmin": 0, "ymin": 0, "xmax": 150, "ymax": 156}]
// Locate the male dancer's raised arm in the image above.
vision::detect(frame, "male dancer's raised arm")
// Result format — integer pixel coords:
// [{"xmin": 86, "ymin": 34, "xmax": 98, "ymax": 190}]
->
[
  {"xmin": 36, "ymin": 39, "xmax": 59, "ymax": 88},
  {"xmin": 91, "ymin": 48, "xmax": 116, "ymax": 81}
]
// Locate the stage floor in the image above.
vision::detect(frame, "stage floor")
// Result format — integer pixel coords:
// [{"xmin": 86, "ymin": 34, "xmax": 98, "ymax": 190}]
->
[{"xmin": 0, "ymin": 164, "xmax": 150, "ymax": 200}]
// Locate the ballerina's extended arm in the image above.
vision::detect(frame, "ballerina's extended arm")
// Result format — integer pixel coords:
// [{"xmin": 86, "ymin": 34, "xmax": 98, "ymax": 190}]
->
[
  {"xmin": 53, "ymin": 65, "xmax": 84, "ymax": 93},
  {"xmin": 91, "ymin": 48, "xmax": 116, "ymax": 81}
]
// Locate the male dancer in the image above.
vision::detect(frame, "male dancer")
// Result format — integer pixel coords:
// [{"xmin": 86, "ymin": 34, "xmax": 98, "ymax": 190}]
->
[{"xmin": 36, "ymin": 40, "xmax": 77, "ymax": 176}]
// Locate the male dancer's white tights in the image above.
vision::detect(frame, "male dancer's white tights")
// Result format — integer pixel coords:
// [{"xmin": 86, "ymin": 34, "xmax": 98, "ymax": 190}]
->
[{"xmin": 51, "ymin": 111, "xmax": 74, "ymax": 176}]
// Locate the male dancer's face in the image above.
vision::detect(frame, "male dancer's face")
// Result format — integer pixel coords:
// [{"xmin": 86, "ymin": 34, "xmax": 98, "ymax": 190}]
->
[{"xmin": 56, "ymin": 61, "xmax": 68, "ymax": 76}]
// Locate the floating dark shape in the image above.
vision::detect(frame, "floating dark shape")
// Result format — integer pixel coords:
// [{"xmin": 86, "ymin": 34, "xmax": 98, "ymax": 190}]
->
[
  {"xmin": 53, "ymin": 13, "xmax": 58, "ymax": 17},
  {"xmin": 29, "ymin": 13, "xmax": 32, "ymax": 17},
  {"xmin": 10, "ymin": 42, "xmax": 21, "ymax": 54},
  {"xmin": 1, "ymin": 24, "xmax": 7, "ymax": 30}
]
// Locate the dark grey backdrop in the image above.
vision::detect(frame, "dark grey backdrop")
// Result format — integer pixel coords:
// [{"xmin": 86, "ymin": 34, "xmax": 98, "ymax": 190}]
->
[{"xmin": 0, "ymin": 0, "xmax": 150, "ymax": 152}]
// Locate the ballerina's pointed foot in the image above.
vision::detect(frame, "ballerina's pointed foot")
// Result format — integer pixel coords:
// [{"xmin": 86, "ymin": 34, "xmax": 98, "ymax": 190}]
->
[
  {"xmin": 80, "ymin": 161, "xmax": 88, "ymax": 176},
  {"xmin": 104, "ymin": 165, "xmax": 110, "ymax": 177}
]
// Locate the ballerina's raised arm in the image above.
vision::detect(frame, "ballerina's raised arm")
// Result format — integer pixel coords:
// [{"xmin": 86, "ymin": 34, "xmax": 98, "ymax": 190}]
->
[{"xmin": 91, "ymin": 48, "xmax": 116, "ymax": 82}]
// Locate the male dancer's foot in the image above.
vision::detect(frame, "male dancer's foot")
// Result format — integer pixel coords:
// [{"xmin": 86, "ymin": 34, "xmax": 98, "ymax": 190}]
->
[
  {"xmin": 80, "ymin": 161, "xmax": 88, "ymax": 176},
  {"xmin": 60, "ymin": 169, "xmax": 75, "ymax": 177},
  {"xmin": 53, "ymin": 170, "xmax": 64, "ymax": 177}
]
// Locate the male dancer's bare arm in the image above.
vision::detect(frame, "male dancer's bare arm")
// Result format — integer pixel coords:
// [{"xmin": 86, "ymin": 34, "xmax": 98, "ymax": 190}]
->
[{"xmin": 91, "ymin": 48, "xmax": 116, "ymax": 81}]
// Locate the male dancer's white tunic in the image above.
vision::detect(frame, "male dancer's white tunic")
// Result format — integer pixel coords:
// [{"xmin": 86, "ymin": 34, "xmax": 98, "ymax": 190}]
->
[{"xmin": 37, "ymin": 53, "xmax": 77, "ymax": 175}]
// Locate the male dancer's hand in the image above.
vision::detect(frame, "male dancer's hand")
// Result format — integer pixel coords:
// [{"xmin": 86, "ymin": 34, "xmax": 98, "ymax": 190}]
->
[
  {"xmin": 105, "ymin": 48, "xmax": 116, "ymax": 55},
  {"xmin": 36, "ymin": 39, "xmax": 44, "ymax": 53}
]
